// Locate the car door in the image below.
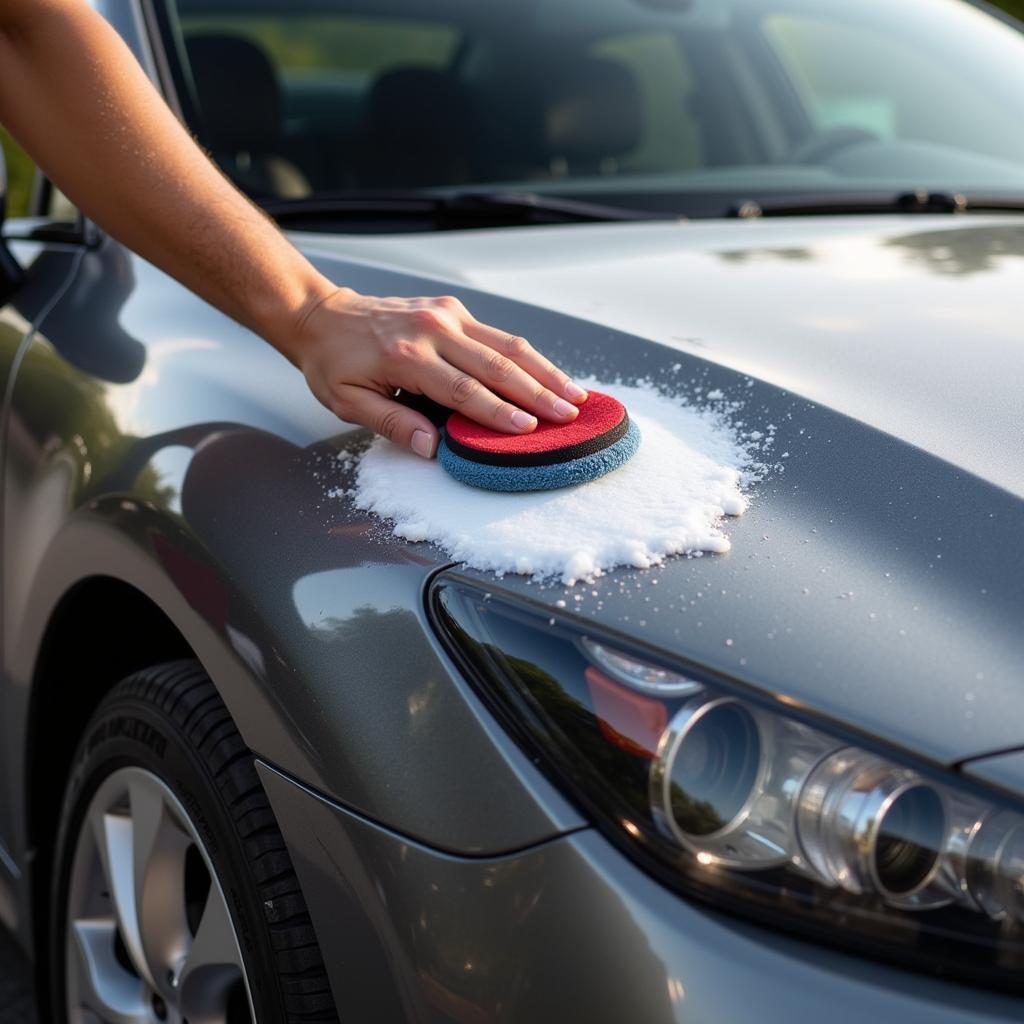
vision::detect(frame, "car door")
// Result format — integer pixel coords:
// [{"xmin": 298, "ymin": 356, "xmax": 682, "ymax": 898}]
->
[
  {"xmin": 0, "ymin": 145, "xmax": 86, "ymax": 933},
  {"xmin": 0, "ymin": 0, "xmax": 172, "ymax": 936}
]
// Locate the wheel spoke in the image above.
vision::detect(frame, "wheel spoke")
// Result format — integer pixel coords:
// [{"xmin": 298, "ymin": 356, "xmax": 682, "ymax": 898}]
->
[
  {"xmin": 128, "ymin": 776, "xmax": 193, "ymax": 996},
  {"xmin": 69, "ymin": 919, "xmax": 149, "ymax": 1024},
  {"xmin": 91, "ymin": 805, "xmax": 153, "ymax": 989},
  {"xmin": 90, "ymin": 776, "xmax": 193, "ymax": 994},
  {"xmin": 177, "ymin": 885, "xmax": 246, "ymax": 1021},
  {"xmin": 70, "ymin": 765, "xmax": 257, "ymax": 1024}
]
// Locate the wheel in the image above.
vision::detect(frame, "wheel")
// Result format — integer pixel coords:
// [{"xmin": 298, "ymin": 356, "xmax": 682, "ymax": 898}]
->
[{"xmin": 49, "ymin": 660, "xmax": 339, "ymax": 1023}]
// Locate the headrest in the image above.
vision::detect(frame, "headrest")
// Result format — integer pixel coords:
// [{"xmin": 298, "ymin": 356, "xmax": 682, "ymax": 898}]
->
[
  {"xmin": 364, "ymin": 68, "xmax": 470, "ymax": 187},
  {"xmin": 543, "ymin": 56, "xmax": 642, "ymax": 163},
  {"xmin": 186, "ymin": 34, "xmax": 283, "ymax": 152}
]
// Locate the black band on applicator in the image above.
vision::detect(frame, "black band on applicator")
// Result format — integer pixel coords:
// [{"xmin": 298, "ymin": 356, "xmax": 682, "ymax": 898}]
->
[{"xmin": 443, "ymin": 412, "xmax": 631, "ymax": 468}]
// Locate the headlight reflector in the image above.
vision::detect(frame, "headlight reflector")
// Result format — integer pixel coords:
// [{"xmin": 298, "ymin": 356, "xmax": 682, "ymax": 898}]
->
[{"xmin": 432, "ymin": 580, "xmax": 1024, "ymax": 991}]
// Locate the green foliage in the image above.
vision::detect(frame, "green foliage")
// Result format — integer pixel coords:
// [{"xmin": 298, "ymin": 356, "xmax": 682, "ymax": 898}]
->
[
  {"xmin": 995, "ymin": 0, "xmax": 1024, "ymax": 20},
  {"xmin": 180, "ymin": 15, "xmax": 456, "ymax": 74},
  {"xmin": 0, "ymin": 127, "xmax": 34, "ymax": 219}
]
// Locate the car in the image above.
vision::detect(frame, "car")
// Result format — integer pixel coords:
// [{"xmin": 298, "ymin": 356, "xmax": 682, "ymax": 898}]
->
[{"xmin": 2, "ymin": 0, "xmax": 1024, "ymax": 1020}]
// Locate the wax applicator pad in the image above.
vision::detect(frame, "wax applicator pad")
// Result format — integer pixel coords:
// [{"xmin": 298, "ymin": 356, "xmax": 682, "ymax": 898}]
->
[{"xmin": 438, "ymin": 390, "xmax": 641, "ymax": 492}]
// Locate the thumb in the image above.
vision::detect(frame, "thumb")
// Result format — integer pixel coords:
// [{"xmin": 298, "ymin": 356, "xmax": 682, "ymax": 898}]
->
[{"xmin": 336, "ymin": 386, "xmax": 439, "ymax": 458}]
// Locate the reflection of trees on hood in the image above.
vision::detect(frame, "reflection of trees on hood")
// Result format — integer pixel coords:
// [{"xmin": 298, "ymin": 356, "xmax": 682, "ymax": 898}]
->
[
  {"xmin": 884, "ymin": 225, "xmax": 1024, "ymax": 277},
  {"xmin": 10, "ymin": 327, "xmax": 173, "ymax": 508},
  {"xmin": 715, "ymin": 225, "xmax": 1024, "ymax": 278},
  {"xmin": 717, "ymin": 247, "xmax": 813, "ymax": 264}
]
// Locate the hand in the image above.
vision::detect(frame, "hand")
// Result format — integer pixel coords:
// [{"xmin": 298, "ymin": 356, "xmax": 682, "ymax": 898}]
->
[{"xmin": 291, "ymin": 288, "xmax": 589, "ymax": 458}]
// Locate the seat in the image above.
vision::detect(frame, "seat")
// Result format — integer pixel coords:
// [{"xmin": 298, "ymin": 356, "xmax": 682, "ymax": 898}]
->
[
  {"xmin": 185, "ymin": 33, "xmax": 311, "ymax": 199},
  {"xmin": 359, "ymin": 68, "xmax": 472, "ymax": 189},
  {"xmin": 541, "ymin": 56, "xmax": 643, "ymax": 177}
]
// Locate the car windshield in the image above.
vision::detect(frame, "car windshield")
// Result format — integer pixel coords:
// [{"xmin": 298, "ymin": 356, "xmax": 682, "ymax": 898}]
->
[{"xmin": 163, "ymin": 0, "xmax": 1024, "ymax": 220}]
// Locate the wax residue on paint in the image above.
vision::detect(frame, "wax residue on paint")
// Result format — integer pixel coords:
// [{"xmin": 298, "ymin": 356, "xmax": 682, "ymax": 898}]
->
[{"xmin": 349, "ymin": 380, "xmax": 763, "ymax": 585}]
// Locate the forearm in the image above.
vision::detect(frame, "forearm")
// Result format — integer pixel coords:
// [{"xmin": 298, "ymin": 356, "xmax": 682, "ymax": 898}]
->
[
  {"xmin": 0, "ymin": 0, "xmax": 333, "ymax": 355},
  {"xmin": 0, "ymin": 0, "xmax": 586, "ymax": 454}
]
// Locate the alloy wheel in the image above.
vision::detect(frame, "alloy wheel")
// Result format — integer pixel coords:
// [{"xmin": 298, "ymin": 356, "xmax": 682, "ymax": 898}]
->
[{"xmin": 64, "ymin": 766, "xmax": 254, "ymax": 1024}]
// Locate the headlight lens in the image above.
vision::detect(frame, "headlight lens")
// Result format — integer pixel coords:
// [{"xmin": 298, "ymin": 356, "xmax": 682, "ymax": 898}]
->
[{"xmin": 432, "ymin": 580, "xmax": 1024, "ymax": 991}]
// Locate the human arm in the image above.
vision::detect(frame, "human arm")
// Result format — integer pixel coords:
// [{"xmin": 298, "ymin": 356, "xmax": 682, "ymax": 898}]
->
[{"xmin": 0, "ymin": 0, "xmax": 587, "ymax": 456}]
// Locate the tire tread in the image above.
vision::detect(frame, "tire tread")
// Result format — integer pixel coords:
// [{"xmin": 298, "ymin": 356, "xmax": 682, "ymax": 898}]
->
[{"xmin": 110, "ymin": 660, "xmax": 339, "ymax": 1023}]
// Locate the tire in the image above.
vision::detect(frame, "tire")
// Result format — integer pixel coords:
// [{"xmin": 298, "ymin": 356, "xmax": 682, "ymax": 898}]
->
[{"xmin": 49, "ymin": 660, "xmax": 339, "ymax": 1023}]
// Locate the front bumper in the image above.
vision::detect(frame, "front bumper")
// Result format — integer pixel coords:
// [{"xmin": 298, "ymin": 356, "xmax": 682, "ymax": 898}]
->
[{"xmin": 260, "ymin": 762, "xmax": 1022, "ymax": 1023}]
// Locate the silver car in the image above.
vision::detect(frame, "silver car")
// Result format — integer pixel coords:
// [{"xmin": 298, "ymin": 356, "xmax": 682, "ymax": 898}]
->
[{"xmin": 1, "ymin": 0, "xmax": 1024, "ymax": 1020}]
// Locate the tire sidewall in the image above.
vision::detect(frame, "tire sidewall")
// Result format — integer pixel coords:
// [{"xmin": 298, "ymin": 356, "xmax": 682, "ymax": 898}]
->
[{"xmin": 49, "ymin": 688, "xmax": 280, "ymax": 1023}]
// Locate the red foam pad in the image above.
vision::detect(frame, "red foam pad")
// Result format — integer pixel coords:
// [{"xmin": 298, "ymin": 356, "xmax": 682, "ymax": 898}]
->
[{"xmin": 446, "ymin": 390, "xmax": 625, "ymax": 456}]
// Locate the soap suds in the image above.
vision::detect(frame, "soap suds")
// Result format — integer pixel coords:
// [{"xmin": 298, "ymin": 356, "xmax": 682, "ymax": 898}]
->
[{"xmin": 350, "ymin": 380, "xmax": 762, "ymax": 585}]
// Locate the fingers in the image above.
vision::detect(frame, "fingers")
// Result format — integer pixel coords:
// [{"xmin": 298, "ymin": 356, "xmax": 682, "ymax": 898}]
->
[
  {"xmin": 414, "ymin": 354, "xmax": 541, "ymax": 435},
  {"xmin": 463, "ymin": 320, "xmax": 588, "ymax": 406},
  {"xmin": 311, "ymin": 292, "xmax": 589, "ymax": 446},
  {"xmin": 332, "ymin": 385, "xmax": 438, "ymax": 458},
  {"xmin": 437, "ymin": 333, "xmax": 581, "ymax": 425}
]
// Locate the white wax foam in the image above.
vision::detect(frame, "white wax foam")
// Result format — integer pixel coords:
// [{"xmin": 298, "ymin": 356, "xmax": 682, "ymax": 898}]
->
[{"xmin": 350, "ymin": 380, "xmax": 760, "ymax": 585}]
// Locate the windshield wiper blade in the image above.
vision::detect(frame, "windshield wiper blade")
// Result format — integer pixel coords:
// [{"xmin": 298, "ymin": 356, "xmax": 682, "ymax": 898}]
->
[
  {"xmin": 261, "ymin": 190, "xmax": 667, "ymax": 227},
  {"xmin": 728, "ymin": 191, "xmax": 1024, "ymax": 218},
  {"xmin": 452, "ymin": 191, "xmax": 668, "ymax": 222}
]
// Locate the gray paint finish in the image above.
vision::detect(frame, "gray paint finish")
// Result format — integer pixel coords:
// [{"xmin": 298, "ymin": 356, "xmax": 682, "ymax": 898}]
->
[
  {"xmin": 261, "ymin": 761, "xmax": 1024, "ymax": 1024},
  {"xmin": 1, "ymin": 220, "xmax": 1021, "ymax": 891},
  {"xmin": 301, "ymin": 215, "xmax": 1024, "ymax": 498},
  {"xmin": 0, "ymin": 0, "xmax": 1020, "ymax": 1012},
  {"xmin": 0, "ymin": 246, "xmax": 584, "ymax": 861},
  {"xmin": 964, "ymin": 749, "xmax": 1024, "ymax": 800}
]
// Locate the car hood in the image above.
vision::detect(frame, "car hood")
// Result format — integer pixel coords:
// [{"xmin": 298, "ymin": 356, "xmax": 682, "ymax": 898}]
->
[
  {"xmin": 293, "ymin": 215, "xmax": 1024, "ymax": 768},
  {"xmin": 301, "ymin": 214, "xmax": 1024, "ymax": 500}
]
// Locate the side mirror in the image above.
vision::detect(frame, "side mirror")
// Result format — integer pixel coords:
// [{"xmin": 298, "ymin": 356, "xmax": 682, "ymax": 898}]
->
[{"xmin": 0, "ymin": 145, "xmax": 26, "ymax": 302}]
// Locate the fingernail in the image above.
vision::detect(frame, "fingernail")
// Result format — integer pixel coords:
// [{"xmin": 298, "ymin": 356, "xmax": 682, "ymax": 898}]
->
[
  {"xmin": 511, "ymin": 410, "xmax": 537, "ymax": 431},
  {"xmin": 411, "ymin": 430, "xmax": 435, "ymax": 458},
  {"xmin": 565, "ymin": 381, "xmax": 588, "ymax": 402},
  {"xmin": 553, "ymin": 398, "xmax": 578, "ymax": 418}
]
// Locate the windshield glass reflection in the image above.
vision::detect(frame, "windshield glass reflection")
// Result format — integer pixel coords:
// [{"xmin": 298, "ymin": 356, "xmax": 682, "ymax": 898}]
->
[{"xmin": 165, "ymin": 0, "xmax": 1024, "ymax": 215}]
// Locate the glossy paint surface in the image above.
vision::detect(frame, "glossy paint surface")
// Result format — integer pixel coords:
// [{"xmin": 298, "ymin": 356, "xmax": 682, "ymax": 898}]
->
[
  {"xmin": 964, "ymin": 749, "xmax": 1024, "ymax": 800},
  {"xmin": 261, "ymin": 762, "xmax": 1024, "ymax": 1023},
  {"xmin": 1, "ymin": 211, "xmax": 1022, "ymax": 889},
  {"xmin": 0, "ymin": 239, "xmax": 585, "ymax": 871},
  {"xmin": 298, "ymin": 215, "xmax": 1024, "ymax": 767},
  {"xmin": 0, "ymin": 5, "xmax": 1021, "ymax": 1003},
  {"xmin": 301, "ymin": 215, "xmax": 1024, "ymax": 498}
]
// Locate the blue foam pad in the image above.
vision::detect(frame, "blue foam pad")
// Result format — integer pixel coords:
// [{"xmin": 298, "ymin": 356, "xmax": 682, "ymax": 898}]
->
[{"xmin": 438, "ymin": 419, "xmax": 641, "ymax": 492}]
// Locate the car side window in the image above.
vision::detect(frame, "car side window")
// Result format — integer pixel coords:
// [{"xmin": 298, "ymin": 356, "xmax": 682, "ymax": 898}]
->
[
  {"xmin": 1, "ymin": 127, "xmax": 78, "ymax": 230},
  {"xmin": 0, "ymin": 127, "xmax": 34, "ymax": 219},
  {"xmin": 45, "ymin": 183, "xmax": 78, "ymax": 223}
]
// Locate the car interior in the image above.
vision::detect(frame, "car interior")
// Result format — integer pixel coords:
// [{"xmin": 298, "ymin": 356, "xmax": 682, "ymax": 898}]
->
[
  {"xmin": 165, "ymin": 0, "xmax": 1024, "ymax": 213},
  {"xmin": 169, "ymin": 1, "xmax": 757, "ymax": 198},
  {"xmin": 179, "ymin": 31, "xmax": 677, "ymax": 196}
]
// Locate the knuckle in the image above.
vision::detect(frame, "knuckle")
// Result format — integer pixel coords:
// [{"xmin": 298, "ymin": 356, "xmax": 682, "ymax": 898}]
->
[
  {"xmin": 483, "ymin": 349, "xmax": 515, "ymax": 383},
  {"xmin": 436, "ymin": 294, "xmax": 463, "ymax": 312},
  {"xmin": 384, "ymin": 336, "xmax": 420, "ymax": 363},
  {"xmin": 493, "ymin": 400, "xmax": 515, "ymax": 424},
  {"xmin": 544, "ymin": 360, "xmax": 566, "ymax": 382},
  {"xmin": 375, "ymin": 407, "xmax": 403, "ymax": 442},
  {"xmin": 449, "ymin": 373, "xmax": 481, "ymax": 406},
  {"xmin": 504, "ymin": 333, "xmax": 530, "ymax": 358},
  {"xmin": 411, "ymin": 307, "xmax": 447, "ymax": 333},
  {"xmin": 330, "ymin": 399, "xmax": 355, "ymax": 423}
]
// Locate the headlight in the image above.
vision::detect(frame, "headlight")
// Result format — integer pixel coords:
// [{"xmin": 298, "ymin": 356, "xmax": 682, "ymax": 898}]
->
[{"xmin": 432, "ymin": 579, "xmax": 1024, "ymax": 991}]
